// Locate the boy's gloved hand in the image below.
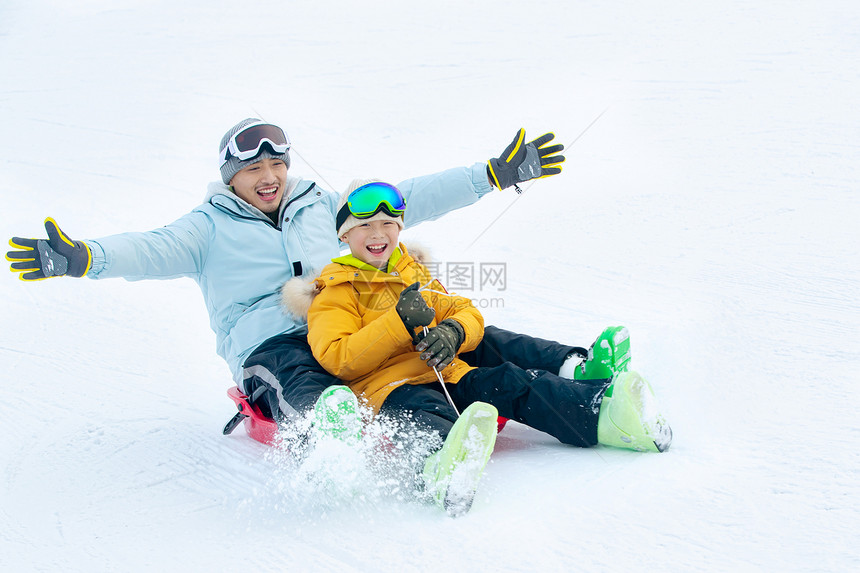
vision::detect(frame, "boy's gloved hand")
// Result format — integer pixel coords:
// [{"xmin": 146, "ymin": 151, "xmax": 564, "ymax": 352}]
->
[
  {"xmin": 7, "ymin": 218, "xmax": 92, "ymax": 281},
  {"xmin": 395, "ymin": 282, "xmax": 435, "ymax": 343},
  {"xmin": 488, "ymin": 128, "xmax": 565, "ymax": 190},
  {"xmin": 416, "ymin": 319, "xmax": 465, "ymax": 370}
]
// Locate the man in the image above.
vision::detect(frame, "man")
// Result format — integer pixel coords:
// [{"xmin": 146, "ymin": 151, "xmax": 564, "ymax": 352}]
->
[{"xmin": 7, "ymin": 118, "xmax": 584, "ymax": 425}]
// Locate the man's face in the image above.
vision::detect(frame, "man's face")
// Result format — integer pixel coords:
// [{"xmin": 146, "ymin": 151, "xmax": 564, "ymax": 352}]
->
[{"xmin": 229, "ymin": 157, "xmax": 288, "ymax": 213}]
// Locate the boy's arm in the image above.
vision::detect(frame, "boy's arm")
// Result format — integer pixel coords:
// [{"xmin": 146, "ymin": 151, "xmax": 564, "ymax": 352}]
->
[
  {"xmin": 430, "ymin": 285, "xmax": 484, "ymax": 354},
  {"xmin": 411, "ymin": 279, "xmax": 484, "ymax": 370},
  {"xmin": 307, "ymin": 286, "xmax": 414, "ymax": 381}
]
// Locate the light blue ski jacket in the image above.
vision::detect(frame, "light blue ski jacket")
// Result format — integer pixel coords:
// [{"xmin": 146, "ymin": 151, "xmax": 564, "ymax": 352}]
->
[{"xmin": 85, "ymin": 164, "xmax": 493, "ymax": 382}]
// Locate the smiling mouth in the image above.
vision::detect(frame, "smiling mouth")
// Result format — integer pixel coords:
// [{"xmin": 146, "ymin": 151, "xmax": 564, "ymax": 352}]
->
[
  {"xmin": 366, "ymin": 244, "xmax": 387, "ymax": 255},
  {"xmin": 257, "ymin": 186, "xmax": 278, "ymax": 200}
]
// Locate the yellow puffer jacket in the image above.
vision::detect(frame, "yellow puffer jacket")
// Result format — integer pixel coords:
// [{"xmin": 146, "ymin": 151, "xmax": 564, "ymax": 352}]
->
[{"xmin": 305, "ymin": 244, "xmax": 483, "ymax": 414}]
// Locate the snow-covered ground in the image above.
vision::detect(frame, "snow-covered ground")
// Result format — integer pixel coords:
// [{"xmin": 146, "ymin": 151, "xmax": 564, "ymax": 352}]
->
[{"xmin": 2, "ymin": 1, "xmax": 858, "ymax": 571}]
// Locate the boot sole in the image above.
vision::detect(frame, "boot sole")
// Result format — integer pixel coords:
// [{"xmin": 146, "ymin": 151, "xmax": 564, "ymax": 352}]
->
[{"xmin": 425, "ymin": 402, "xmax": 498, "ymax": 517}]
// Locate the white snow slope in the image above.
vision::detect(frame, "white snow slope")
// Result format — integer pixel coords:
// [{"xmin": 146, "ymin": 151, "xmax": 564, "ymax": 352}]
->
[{"xmin": 2, "ymin": 1, "xmax": 858, "ymax": 571}]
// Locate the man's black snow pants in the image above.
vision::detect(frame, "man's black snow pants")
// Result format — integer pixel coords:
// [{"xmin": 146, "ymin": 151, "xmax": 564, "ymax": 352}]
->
[{"xmin": 241, "ymin": 325, "xmax": 603, "ymax": 445}]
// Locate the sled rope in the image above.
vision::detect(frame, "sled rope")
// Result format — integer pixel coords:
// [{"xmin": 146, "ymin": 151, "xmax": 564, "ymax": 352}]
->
[{"xmin": 423, "ymin": 325, "xmax": 461, "ymax": 417}]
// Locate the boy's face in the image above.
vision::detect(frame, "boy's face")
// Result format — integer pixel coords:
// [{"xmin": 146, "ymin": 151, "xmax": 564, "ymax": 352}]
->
[
  {"xmin": 229, "ymin": 157, "xmax": 288, "ymax": 213},
  {"xmin": 342, "ymin": 219, "xmax": 401, "ymax": 268}
]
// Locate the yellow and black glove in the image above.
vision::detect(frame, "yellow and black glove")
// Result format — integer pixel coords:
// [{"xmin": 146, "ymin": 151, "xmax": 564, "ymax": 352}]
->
[
  {"xmin": 488, "ymin": 128, "xmax": 565, "ymax": 191},
  {"xmin": 7, "ymin": 218, "xmax": 92, "ymax": 281}
]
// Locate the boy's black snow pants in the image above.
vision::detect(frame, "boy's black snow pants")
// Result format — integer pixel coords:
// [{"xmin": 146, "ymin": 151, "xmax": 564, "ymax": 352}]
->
[
  {"xmin": 242, "ymin": 326, "xmax": 578, "ymax": 423},
  {"xmin": 381, "ymin": 363, "xmax": 611, "ymax": 447}
]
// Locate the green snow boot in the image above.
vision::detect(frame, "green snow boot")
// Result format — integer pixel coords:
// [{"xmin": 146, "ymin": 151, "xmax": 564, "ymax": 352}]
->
[
  {"xmin": 597, "ymin": 370, "xmax": 672, "ymax": 452},
  {"xmin": 312, "ymin": 385, "xmax": 362, "ymax": 445},
  {"xmin": 422, "ymin": 401, "xmax": 499, "ymax": 517},
  {"xmin": 573, "ymin": 325, "xmax": 632, "ymax": 381}
]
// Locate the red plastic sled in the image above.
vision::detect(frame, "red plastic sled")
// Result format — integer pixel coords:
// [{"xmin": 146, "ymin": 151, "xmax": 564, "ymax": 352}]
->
[
  {"xmin": 223, "ymin": 386, "xmax": 279, "ymax": 445},
  {"xmin": 223, "ymin": 386, "xmax": 507, "ymax": 445}
]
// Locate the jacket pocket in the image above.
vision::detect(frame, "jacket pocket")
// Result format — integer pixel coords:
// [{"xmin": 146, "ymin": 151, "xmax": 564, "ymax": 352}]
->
[{"xmin": 226, "ymin": 302, "xmax": 251, "ymax": 326}]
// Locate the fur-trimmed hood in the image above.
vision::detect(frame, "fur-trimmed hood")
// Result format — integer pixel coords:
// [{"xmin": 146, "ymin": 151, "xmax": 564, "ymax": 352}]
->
[{"xmin": 280, "ymin": 241, "xmax": 432, "ymax": 321}]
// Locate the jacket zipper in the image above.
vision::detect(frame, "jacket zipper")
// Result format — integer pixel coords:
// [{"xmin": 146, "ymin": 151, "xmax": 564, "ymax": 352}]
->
[{"xmin": 275, "ymin": 182, "xmax": 317, "ymax": 230}]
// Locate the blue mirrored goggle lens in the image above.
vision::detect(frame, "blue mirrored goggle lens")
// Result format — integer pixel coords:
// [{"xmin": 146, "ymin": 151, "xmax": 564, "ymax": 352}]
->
[{"xmin": 347, "ymin": 182, "xmax": 406, "ymax": 217}]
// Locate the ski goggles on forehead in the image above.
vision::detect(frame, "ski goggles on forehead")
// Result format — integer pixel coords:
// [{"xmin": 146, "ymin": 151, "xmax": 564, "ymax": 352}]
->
[
  {"xmin": 336, "ymin": 182, "xmax": 407, "ymax": 230},
  {"xmin": 219, "ymin": 122, "xmax": 291, "ymax": 167}
]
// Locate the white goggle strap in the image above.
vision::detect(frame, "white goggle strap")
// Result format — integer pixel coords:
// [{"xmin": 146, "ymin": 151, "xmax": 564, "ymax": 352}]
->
[{"xmin": 218, "ymin": 137, "xmax": 290, "ymax": 167}]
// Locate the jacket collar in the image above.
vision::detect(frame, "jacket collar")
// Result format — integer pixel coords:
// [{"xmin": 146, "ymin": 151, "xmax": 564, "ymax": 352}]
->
[
  {"xmin": 204, "ymin": 176, "xmax": 304, "ymax": 221},
  {"xmin": 322, "ymin": 243, "xmax": 428, "ymax": 287},
  {"xmin": 331, "ymin": 245, "xmax": 404, "ymax": 274}
]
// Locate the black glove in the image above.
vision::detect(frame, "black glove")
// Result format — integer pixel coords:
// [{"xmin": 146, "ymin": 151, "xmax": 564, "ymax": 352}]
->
[
  {"xmin": 7, "ymin": 218, "xmax": 92, "ymax": 281},
  {"xmin": 395, "ymin": 282, "xmax": 435, "ymax": 343},
  {"xmin": 487, "ymin": 128, "xmax": 565, "ymax": 190},
  {"xmin": 416, "ymin": 319, "xmax": 465, "ymax": 370}
]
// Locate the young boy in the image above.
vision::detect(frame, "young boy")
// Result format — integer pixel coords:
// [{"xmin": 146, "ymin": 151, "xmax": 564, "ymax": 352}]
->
[{"xmin": 283, "ymin": 179, "xmax": 672, "ymax": 515}]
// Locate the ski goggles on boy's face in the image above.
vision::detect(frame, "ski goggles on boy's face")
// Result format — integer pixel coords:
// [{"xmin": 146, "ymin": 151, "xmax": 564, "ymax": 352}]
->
[
  {"xmin": 335, "ymin": 182, "xmax": 407, "ymax": 230},
  {"xmin": 219, "ymin": 122, "xmax": 291, "ymax": 167}
]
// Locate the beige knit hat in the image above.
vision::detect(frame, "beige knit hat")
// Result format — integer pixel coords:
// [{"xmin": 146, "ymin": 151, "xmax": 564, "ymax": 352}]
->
[{"xmin": 336, "ymin": 178, "xmax": 405, "ymax": 238}]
